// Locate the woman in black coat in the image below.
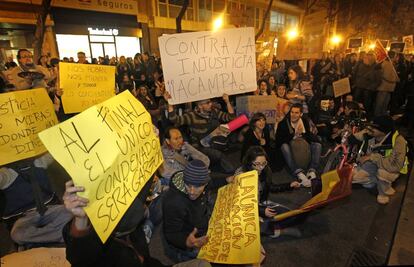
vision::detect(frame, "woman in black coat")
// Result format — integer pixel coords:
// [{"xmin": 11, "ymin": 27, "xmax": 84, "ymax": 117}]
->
[{"xmin": 241, "ymin": 112, "xmax": 272, "ymax": 160}]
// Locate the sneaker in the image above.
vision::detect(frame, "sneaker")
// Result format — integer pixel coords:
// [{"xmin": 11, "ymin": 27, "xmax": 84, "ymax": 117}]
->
[
  {"xmin": 384, "ymin": 187, "xmax": 396, "ymax": 196},
  {"xmin": 297, "ymin": 172, "xmax": 311, "ymax": 187},
  {"xmin": 307, "ymin": 170, "xmax": 317, "ymax": 180},
  {"xmin": 377, "ymin": 195, "xmax": 390, "ymax": 205}
]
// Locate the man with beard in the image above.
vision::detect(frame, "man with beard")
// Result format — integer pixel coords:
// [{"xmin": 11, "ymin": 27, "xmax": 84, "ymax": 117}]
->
[{"xmin": 4, "ymin": 49, "xmax": 50, "ymax": 91}]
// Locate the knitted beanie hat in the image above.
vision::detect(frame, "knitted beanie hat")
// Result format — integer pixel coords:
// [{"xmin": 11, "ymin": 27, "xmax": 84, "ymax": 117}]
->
[{"xmin": 183, "ymin": 160, "xmax": 210, "ymax": 186}]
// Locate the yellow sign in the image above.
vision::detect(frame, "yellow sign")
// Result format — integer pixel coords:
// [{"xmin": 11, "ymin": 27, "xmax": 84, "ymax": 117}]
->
[
  {"xmin": 53, "ymin": 0, "xmax": 138, "ymax": 16},
  {"xmin": 59, "ymin": 62, "xmax": 115, "ymax": 114},
  {"xmin": 198, "ymin": 171, "xmax": 261, "ymax": 264},
  {"xmin": 0, "ymin": 88, "xmax": 58, "ymax": 165},
  {"xmin": 38, "ymin": 91, "xmax": 163, "ymax": 243}
]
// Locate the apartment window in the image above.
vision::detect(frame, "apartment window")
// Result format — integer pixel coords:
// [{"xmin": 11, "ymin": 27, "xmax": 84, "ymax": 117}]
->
[
  {"xmin": 255, "ymin": 8, "xmax": 261, "ymax": 28},
  {"xmin": 270, "ymin": 11, "xmax": 285, "ymax": 32},
  {"xmin": 199, "ymin": 0, "xmax": 212, "ymax": 21},
  {"xmin": 157, "ymin": 0, "xmax": 194, "ymax": 20},
  {"xmin": 286, "ymin": 14, "xmax": 298, "ymax": 28},
  {"xmin": 213, "ymin": 0, "xmax": 226, "ymax": 13}
]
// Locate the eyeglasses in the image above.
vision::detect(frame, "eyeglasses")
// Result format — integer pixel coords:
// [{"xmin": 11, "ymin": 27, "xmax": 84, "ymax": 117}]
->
[
  {"xmin": 20, "ymin": 55, "xmax": 33, "ymax": 59},
  {"xmin": 252, "ymin": 161, "xmax": 267, "ymax": 168}
]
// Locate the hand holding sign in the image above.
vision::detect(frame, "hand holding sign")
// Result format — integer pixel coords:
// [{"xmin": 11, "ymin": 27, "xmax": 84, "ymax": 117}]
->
[
  {"xmin": 63, "ymin": 180, "xmax": 89, "ymax": 230},
  {"xmin": 186, "ymin": 228, "xmax": 209, "ymax": 248}
]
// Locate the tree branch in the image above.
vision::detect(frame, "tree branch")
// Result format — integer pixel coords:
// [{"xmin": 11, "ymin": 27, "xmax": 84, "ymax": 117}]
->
[
  {"xmin": 255, "ymin": 0, "xmax": 274, "ymax": 41},
  {"xmin": 176, "ymin": 0, "xmax": 189, "ymax": 33}
]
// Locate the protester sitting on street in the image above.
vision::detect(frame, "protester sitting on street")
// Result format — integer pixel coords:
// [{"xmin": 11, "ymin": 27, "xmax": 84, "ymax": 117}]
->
[
  {"xmin": 276, "ymin": 84, "xmax": 288, "ymax": 99},
  {"xmin": 235, "ymin": 146, "xmax": 301, "ymax": 238},
  {"xmin": 274, "ymin": 104, "xmax": 322, "ymax": 187},
  {"xmin": 313, "ymin": 97, "xmax": 334, "ymax": 141},
  {"xmin": 257, "ymin": 79, "xmax": 269, "ymax": 95},
  {"xmin": 0, "ymin": 153, "xmax": 72, "ymax": 246},
  {"xmin": 163, "ymin": 160, "xmax": 231, "ymax": 262},
  {"xmin": 159, "ymin": 127, "xmax": 210, "ymax": 185},
  {"xmin": 136, "ymin": 85, "xmax": 160, "ymax": 123},
  {"xmin": 286, "ymin": 65, "xmax": 313, "ymax": 114},
  {"xmin": 4, "ymin": 49, "xmax": 50, "ymax": 90},
  {"xmin": 241, "ymin": 113, "xmax": 272, "ymax": 160},
  {"xmin": 268, "ymin": 75, "xmax": 277, "ymax": 93},
  {"xmin": 351, "ymin": 115, "xmax": 408, "ymax": 204},
  {"xmin": 166, "ymin": 93, "xmax": 236, "ymax": 174}
]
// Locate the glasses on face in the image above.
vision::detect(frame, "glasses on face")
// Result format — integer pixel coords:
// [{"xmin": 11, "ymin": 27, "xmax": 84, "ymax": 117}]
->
[
  {"xmin": 20, "ymin": 55, "xmax": 33, "ymax": 59},
  {"xmin": 252, "ymin": 161, "xmax": 267, "ymax": 168}
]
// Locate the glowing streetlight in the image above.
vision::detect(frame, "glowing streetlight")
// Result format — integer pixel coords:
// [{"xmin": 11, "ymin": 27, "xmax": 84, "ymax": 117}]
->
[
  {"xmin": 213, "ymin": 16, "xmax": 223, "ymax": 31},
  {"xmin": 330, "ymin": 35, "xmax": 342, "ymax": 45},
  {"xmin": 368, "ymin": 43, "xmax": 376, "ymax": 50},
  {"xmin": 286, "ymin": 28, "xmax": 299, "ymax": 40}
]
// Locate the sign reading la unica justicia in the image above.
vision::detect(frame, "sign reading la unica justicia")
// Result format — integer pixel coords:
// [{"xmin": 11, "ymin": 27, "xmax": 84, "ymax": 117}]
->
[{"xmin": 53, "ymin": 0, "xmax": 138, "ymax": 16}]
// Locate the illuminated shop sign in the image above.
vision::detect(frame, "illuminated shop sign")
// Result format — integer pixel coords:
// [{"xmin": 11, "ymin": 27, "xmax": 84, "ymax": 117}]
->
[{"xmin": 88, "ymin": 27, "xmax": 119, "ymax": 36}]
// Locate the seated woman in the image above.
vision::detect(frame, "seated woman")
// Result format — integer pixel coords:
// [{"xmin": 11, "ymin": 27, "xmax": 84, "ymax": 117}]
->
[
  {"xmin": 136, "ymin": 85, "xmax": 161, "ymax": 123},
  {"xmin": 241, "ymin": 113, "xmax": 271, "ymax": 160},
  {"xmin": 235, "ymin": 146, "xmax": 302, "ymax": 238}
]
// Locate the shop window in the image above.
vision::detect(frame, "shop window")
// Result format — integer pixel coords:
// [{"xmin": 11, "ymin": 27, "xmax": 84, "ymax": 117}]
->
[
  {"xmin": 169, "ymin": 5, "xmax": 181, "ymax": 18},
  {"xmin": 115, "ymin": 36, "xmax": 140, "ymax": 58},
  {"xmin": 270, "ymin": 11, "xmax": 285, "ymax": 32},
  {"xmin": 159, "ymin": 2, "xmax": 167, "ymax": 17},
  {"xmin": 213, "ymin": 0, "xmax": 226, "ymax": 13},
  {"xmin": 56, "ymin": 34, "xmax": 91, "ymax": 60},
  {"xmin": 91, "ymin": 43, "xmax": 104, "ymax": 58},
  {"xmin": 198, "ymin": 0, "xmax": 212, "ymax": 21},
  {"xmin": 89, "ymin": 35, "xmax": 115, "ymax": 43}
]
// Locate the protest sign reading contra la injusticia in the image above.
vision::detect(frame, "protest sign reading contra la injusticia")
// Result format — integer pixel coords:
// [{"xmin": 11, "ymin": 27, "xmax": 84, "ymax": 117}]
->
[{"xmin": 158, "ymin": 27, "xmax": 257, "ymax": 105}]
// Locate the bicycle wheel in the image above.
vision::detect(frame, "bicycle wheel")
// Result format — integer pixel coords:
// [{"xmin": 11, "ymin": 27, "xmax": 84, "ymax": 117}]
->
[{"xmin": 322, "ymin": 150, "xmax": 342, "ymax": 174}]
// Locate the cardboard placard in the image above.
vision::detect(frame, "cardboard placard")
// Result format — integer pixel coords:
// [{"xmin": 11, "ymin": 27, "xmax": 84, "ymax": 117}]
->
[
  {"xmin": 158, "ymin": 27, "xmax": 257, "ymax": 105},
  {"xmin": 0, "ymin": 248, "xmax": 70, "ymax": 267},
  {"xmin": 198, "ymin": 171, "xmax": 261, "ymax": 264},
  {"xmin": 236, "ymin": 95, "xmax": 288, "ymax": 124},
  {"xmin": 39, "ymin": 91, "xmax": 163, "ymax": 243},
  {"xmin": 60, "ymin": 62, "xmax": 116, "ymax": 114},
  {"xmin": 348, "ymin": 38, "xmax": 363, "ymax": 49},
  {"xmin": 333, "ymin": 77, "xmax": 351, "ymax": 98},
  {"xmin": 0, "ymin": 88, "xmax": 58, "ymax": 165},
  {"xmin": 389, "ymin": 42, "xmax": 406, "ymax": 53}
]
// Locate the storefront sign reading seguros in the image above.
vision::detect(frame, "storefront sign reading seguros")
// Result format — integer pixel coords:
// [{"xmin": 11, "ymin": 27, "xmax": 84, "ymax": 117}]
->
[{"xmin": 88, "ymin": 27, "xmax": 119, "ymax": 36}]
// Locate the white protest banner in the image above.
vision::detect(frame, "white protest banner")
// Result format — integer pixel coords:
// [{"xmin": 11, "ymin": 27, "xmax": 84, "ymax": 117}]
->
[
  {"xmin": 158, "ymin": 27, "xmax": 257, "ymax": 105},
  {"xmin": 333, "ymin": 77, "xmax": 351, "ymax": 98},
  {"xmin": 236, "ymin": 95, "xmax": 288, "ymax": 124}
]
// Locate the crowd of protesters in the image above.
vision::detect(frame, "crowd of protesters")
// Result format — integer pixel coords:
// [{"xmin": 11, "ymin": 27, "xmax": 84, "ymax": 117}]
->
[{"xmin": 0, "ymin": 48, "xmax": 412, "ymax": 266}]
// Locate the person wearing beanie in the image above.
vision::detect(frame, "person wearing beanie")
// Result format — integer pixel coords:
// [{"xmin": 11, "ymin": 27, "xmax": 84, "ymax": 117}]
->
[
  {"xmin": 351, "ymin": 115, "xmax": 408, "ymax": 204},
  {"xmin": 162, "ymin": 160, "xmax": 230, "ymax": 262}
]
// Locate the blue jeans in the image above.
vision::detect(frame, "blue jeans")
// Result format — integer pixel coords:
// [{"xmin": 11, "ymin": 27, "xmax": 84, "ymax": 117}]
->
[
  {"xmin": 281, "ymin": 142, "xmax": 322, "ymax": 175},
  {"xmin": 10, "ymin": 205, "xmax": 73, "ymax": 245}
]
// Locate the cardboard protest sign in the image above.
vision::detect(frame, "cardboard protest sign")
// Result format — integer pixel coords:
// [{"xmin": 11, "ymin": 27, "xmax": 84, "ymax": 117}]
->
[
  {"xmin": 198, "ymin": 171, "xmax": 261, "ymax": 264},
  {"xmin": 39, "ymin": 91, "xmax": 163, "ymax": 243},
  {"xmin": 0, "ymin": 248, "xmax": 70, "ymax": 267},
  {"xmin": 276, "ymin": 35, "xmax": 323, "ymax": 60},
  {"xmin": 373, "ymin": 39, "xmax": 388, "ymax": 64},
  {"xmin": 390, "ymin": 42, "xmax": 406, "ymax": 53},
  {"xmin": 403, "ymin": 35, "xmax": 413, "ymax": 47},
  {"xmin": 348, "ymin": 38, "xmax": 363, "ymax": 49},
  {"xmin": 332, "ymin": 77, "xmax": 351, "ymax": 98},
  {"xmin": 60, "ymin": 62, "xmax": 115, "ymax": 114},
  {"xmin": 0, "ymin": 88, "xmax": 58, "ymax": 165},
  {"xmin": 158, "ymin": 27, "xmax": 257, "ymax": 105},
  {"xmin": 236, "ymin": 95, "xmax": 288, "ymax": 124}
]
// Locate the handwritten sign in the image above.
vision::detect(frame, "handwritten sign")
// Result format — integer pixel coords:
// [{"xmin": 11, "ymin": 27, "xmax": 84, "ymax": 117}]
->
[
  {"xmin": 39, "ymin": 91, "xmax": 163, "ymax": 243},
  {"xmin": 348, "ymin": 38, "xmax": 363, "ymax": 49},
  {"xmin": 158, "ymin": 27, "xmax": 257, "ymax": 105},
  {"xmin": 198, "ymin": 171, "xmax": 261, "ymax": 264},
  {"xmin": 1, "ymin": 248, "xmax": 70, "ymax": 267},
  {"xmin": 60, "ymin": 62, "xmax": 115, "ymax": 114},
  {"xmin": 276, "ymin": 35, "xmax": 323, "ymax": 60},
  {"xmin": 389, "ymin": 42, "xmax": 406, "ymax": 53},
  {"xmin": 333, "ymin": 77, "xmax": 351, "ymax": 98},
  {"xmin": 236, "ymin": 95, "xmax": 288, "ymax": 124},
  {"xmin": 0, "ymin": 88, "xmax": 58, "ymax": 165}
]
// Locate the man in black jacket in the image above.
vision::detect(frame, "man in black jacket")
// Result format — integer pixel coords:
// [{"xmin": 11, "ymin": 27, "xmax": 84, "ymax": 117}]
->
[
  {"xmin": 163, "ymin": 160, "xmax": 229, "ymax": 262},
  {"xmin": 275, "ymin": 104, "xmax": 322, "ymax": 187}
]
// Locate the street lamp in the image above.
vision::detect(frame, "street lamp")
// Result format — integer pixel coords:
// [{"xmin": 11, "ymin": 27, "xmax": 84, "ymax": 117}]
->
[
  {"xmin": 213, "ymin": 15, "xmax": 223, "ymax": 31},
  {"xmin": 368, "ymin": 43, "xmax": 376, "ymax": 50},
  {"xmin": 286, "ymin": 28, "xmax": 299, "ymax": 40},
  {"xmin": 330, "ymin": 35, "xmax": 342, "ymax": 45}
]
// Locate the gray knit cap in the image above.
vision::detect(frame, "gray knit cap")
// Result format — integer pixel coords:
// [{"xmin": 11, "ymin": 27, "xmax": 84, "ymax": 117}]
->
[{"xmin": 183, "ymin": 160, "xmax": 210, "ymax": 186}]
